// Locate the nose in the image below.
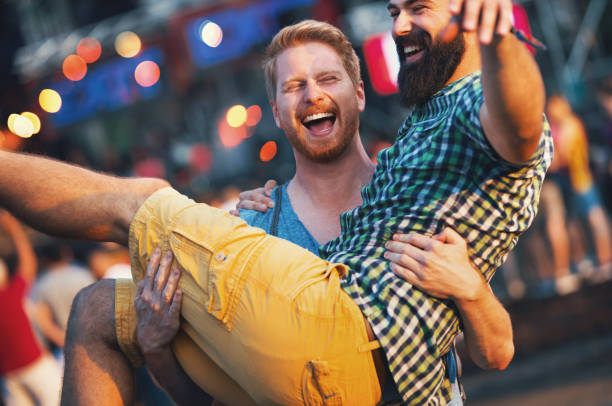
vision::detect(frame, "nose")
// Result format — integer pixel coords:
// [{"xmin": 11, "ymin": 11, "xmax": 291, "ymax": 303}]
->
[
  {"xmin": 393, "ymin": 10, "xmax": 413, "ymax": 38},
  {"xmin": 302, "ymin": 80, "xmax": 324, "ymax": 104}
]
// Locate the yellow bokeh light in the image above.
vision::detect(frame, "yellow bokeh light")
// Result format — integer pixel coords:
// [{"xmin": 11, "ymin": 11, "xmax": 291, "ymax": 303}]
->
[
  {"xmin": 13, "ymin": 115, "xmax": 34, "ymax": 138},
  {"xmin": 115, "ymin": 31, "xmax": 142, "ymax": 58},
  {"xmin": 21, "ymin": 112, "xmax": 41, "ymax": 134},
  {"xmin": 7, "ymin": 114, "xmax": 19, "ymax": 134},
  {"xmin": 200, "ymin": 21, "xmax": 223, "ymax": 48},
  {"xmin": 226, "ymin": 105, "xmax": 247, "ymax": 128},
  {"xmin": 39, "ymin": 89, "xmax": 62, "ymax": 113}
]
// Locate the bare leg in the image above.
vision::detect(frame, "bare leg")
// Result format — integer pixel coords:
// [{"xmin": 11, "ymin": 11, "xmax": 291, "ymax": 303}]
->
[{"xmin": 61, "ymin": 279, "xmax": 135, "ymax": 406}]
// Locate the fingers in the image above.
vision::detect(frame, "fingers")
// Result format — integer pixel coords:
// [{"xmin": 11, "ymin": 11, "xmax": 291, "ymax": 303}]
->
[
  {"xmin": 263, "ymin": 179, "xmax": 278, "ymax": 196},
  {"xmin": 496, "ymin": 0, "xmax": 513, "ymax": 36},
  {"xmin": 448, "ymin": 0, "xmax": 463, "ymax": 14},
  {"xmin": 450, "ymin": 0, "xmax": 514, "ymax": 44},
  {"xmin": 168, "ymin": 288, "xmax": 183, "ymax": 319},
  {"xmin": 434, "ymin": 227, "xmax": 466, "ymax": 246},
  {"xmin": 154, "ymin": 251, "xmax": 174, "ymax": 297},
  {"xmin": 237, "ymin": 188, "xmax": 274, "ymax": 212},
  {"xmin": 385, "ymin": 249, "xmax": 422, "ymax": 274},
  {"xmin": 478, "ymin": 0, "xmax": 498, "ymax": 44},
  {"xmin": 144, "ymin": 248, "xmax": 162, "ymax": 291},
  {"xmin": 389, "ymin": 262, "xmax": 420, "ymax": 286},
  {"xmin": 162, "ymin": 267, "xmax": 181, "ymax": 304},
  {"xmin": 462, "ymin": 0, "xmax": 483, "ymax": 32},
  {"xmin": 393, "ymin": 232, "xmax": 439, "ymax": 251}
]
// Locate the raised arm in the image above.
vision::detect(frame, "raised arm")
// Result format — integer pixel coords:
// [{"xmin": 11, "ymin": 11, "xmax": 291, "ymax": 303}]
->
[
  {"xmin": 448, "ymin": 0, "xmax": 546, "ymax": 163},
  {"xmin": 0, "ymin": 210, "xmax": 37, "ymax": 284},
  {"xmin": 0, "ymin": 150, "xmax": 169, "ymax": 245},
  {"xmin": 385, "ymin": 228, "xmax": 514, "ymax": 370}
]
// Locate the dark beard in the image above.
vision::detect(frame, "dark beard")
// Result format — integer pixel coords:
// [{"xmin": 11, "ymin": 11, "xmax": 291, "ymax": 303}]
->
[{"xmin": 397, "ymin": 28, "xmax": 465, "ymax": 108}]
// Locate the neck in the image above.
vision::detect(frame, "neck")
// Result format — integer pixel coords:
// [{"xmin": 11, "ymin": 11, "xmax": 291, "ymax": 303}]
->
[
  {"xmin": 288, "ymin": 133, "xmax": 374, "ymax": 210},
  {"xmin": 446, "ymin": 33, "xmax": 481, "ymax": 85},
  {"xmin": 286, "ymin": 133, "xmax": 375, "ymax": 244}
]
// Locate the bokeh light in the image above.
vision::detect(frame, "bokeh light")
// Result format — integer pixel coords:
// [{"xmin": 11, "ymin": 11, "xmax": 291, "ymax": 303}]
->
[
  {"xmin": 246, "ymin": 105, "xmax": 262, "ymax": 127},
  {"xmin": 200, "ymin": 21, "xmax": 223, "ymax": 48},
  {"xmin": 115, "ymin": 31, "xmax": 142, "ymax": 58},
  {"xmin": 218, "ymin": 118, "xmax": 246, "ymax": 148},
  {"xmin": 134, "ymin": 61, "xmax": 160, "ymax": 87},
  {"xmin": 39, "ymin": 89, "xmax": 62, "ymax": 113},
  {"xmin": 259, "ymin": 141, "xmax": 277, "ymax": 162},
  {"xmin": 77, "ymin": 37, "xmax": 102, "ymax": 63},
  {"xmin": 62, "ymin": 54, "xmax": 87, "ymax": 81},
  {"xmin": 13, "ymin": 115, "xmax": 34, "ymax": 138},
  {"xmin": 7, "ymin": 114, "xmax": 19, "ymax": 134},
  {"xmin": 226, "ymin": 105, "xmax": 247, "ymax": 128},
  {"xmin": 21, "ymin": 112, "xmax": 41, "ymax": 134}
]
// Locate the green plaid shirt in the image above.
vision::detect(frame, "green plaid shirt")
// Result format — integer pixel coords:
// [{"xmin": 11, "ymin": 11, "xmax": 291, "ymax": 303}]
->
[{"xmin": 321, "ymin": 72, "xmax": 552, "ymax": 405}]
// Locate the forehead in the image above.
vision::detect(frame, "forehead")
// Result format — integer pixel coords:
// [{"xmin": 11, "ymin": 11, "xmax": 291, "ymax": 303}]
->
[
  {"xmin": 275, "ymin": 42, "xmax": 345, "ymax": 81},
  {"xmin": 387, "ymin": 0, "xmax": 443, "ymax": 8}
]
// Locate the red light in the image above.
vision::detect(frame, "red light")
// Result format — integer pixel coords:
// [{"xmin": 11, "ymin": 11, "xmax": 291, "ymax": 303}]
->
[
  {"xmin": 246, "ymin": 105, "xmax": 263, "ymax": 127},
  {"xmin": 259, "ymin": 141, "xmax": 277, "ymax": 162},
  {"xmin": 135, "ymin": 61, "xmax": 161, "ymax": 87},
  {"xmin": 62, "ymin": 54, "xmax": 87, "ymax": 81},
  {"xmin": 77, "ymin": 38, "xmax": 102, "ymax": 63}
]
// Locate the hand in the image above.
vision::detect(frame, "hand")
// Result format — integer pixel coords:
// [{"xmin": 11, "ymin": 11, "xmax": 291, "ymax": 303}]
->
[
  {"xmin": 443, "ymin": 0, "xmax": 513, "ymax": 45},
  {"xmin": 384, "ymin": 227, "xmax": 486, "ymax": 301},
  {"xmin": 234, "ymin": 179, "xmax": 278, "ymax": 214},
  {"xmin": 0, "ymin": 209, "xmax": 20, "ymax": 231},
  {"xmin": 134, "ymin": 249, "xmax": 182, "ymax": 356}
]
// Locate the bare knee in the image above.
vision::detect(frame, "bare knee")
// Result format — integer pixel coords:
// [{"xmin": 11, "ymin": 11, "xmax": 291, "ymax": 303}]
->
[{"xmin": 66, "ymin": 279, "xmax": 117, "ymax": 347}]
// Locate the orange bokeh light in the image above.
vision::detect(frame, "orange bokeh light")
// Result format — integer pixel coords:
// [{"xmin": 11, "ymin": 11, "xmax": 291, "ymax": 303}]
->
[
  {"xmin": 218, "ymin": 118, "xmax": 246, "ymax": 148},
  {"xmin": 63, "ymin": 54, "xmax": 87, "ymax": 81},
  {"xmin": 259, "ymin": 141, "xmax": 277, "ymax": 162},
  {"xmin": 246, "ymin": 105, "xmax": 262, "ymax": 127},
  {"xmin": 134, "ymin": 61, "xmax": 160, "ymax": 87},
  {"xmin": 77, "ymin": 38, "xmax": 102, "ymax": 63}
]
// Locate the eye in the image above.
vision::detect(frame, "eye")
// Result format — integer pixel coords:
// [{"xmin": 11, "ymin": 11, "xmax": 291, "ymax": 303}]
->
[
  {"xmin": 411, "ymin": 4, "xmax": 427, "ymax": 14},
  {"xmin": 320, "ymin": 76, "xmax": 338, "ymax": 84},
  {"xmin": 388, "ymin": 8, "xmax": 399, "ymax": 19},
  {"xmin": 283, "ymin": 82, "xmax": 304, "ymax": 93}
]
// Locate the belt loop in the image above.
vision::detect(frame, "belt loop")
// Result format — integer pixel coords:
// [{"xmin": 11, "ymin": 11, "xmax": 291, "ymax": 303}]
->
[{"xmin": 358, "ymin": 340, "xmax": 381, "ymax": 353}]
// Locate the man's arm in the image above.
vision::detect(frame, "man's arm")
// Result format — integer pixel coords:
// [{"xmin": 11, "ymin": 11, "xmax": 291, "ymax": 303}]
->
[
  {"xmin": 385, "ymin": 228, "xmax": 514, "ymax": 370},
  {"xmin": 450, "ymin": 0, "xmax": 546, "ymax": 164},
  {"xmin": 135, "ymin": 249, "xmax": 214, "ymax": 405},
  {"xmin": 0, "ymin": 210, "xmax": 38, "ymax": 284},
  {"xmin": 0, "ymin": 150, "xmax": 169, "ymax": 245}
]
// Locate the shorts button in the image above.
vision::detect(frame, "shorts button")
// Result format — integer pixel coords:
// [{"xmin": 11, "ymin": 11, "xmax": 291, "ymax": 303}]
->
[{"xmin": 215, "ymin": 252, "xmax": 225, "ymax": 262}]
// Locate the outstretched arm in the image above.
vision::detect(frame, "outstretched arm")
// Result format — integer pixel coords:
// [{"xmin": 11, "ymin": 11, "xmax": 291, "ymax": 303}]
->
[
  {"xmin": 0, "ymin": 210, "xmax": 37, "ymax": 284},
  {"xmin": 447, "ymin": 0, "xmax": 545, "ymax": 163},
  {"xmin": 385, "ymin": 228, "xmax": 514, "ymax": 370},
  {"xmin": 0, "ymin": 150, "xmax": 169, "ymax": 245}
]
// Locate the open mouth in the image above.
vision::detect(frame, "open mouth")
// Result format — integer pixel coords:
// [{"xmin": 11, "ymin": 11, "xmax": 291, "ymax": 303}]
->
[
  {"xmin": 301, "ymin": 112, "xmax": 336, "ymax": 136},
  {"xmin": 402, "ymin": 44, "xmax": 425, "ymax": 64}
]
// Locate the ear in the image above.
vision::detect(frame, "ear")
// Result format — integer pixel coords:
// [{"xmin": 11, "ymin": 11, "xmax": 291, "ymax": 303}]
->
[
  {"xmin": 356, "ymin": 81, "xmax": 366, "ymax": 112},
  {"xmin": 270, "ymin": 101, "xmax": 281, "ymax": 128}
]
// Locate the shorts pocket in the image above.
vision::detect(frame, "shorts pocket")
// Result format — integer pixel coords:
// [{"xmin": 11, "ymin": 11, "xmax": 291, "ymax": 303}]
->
[{"xmin": 301, "ymin": 360, "xmax": 343, "ymax": 406}]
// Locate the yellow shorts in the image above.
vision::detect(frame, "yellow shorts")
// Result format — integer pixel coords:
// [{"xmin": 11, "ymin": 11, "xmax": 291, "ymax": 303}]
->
[{"xmin": 115, "ymin": 187, "xmax": 382, "ymax": 405}]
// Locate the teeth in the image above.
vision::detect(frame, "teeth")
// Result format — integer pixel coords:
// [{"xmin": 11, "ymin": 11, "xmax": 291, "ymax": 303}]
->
[
  {"xmin": 404, "ymin": 45, "xmax": 423, "ymax": 54},
  {"xmin": 303, "ymin": 112, "xmax": 335, "ymax": 123}
]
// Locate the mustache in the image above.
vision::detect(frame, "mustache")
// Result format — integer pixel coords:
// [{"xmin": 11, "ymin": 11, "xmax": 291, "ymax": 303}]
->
[{"xmin": 395, "ymin": 28, "xmax": 432, "ymax": 58}]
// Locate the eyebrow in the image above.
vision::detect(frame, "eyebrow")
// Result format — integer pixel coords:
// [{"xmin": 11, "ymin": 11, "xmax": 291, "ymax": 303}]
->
[{"xmin": 386, "ymin": 0, "xmax": 419, "ymax": 10}]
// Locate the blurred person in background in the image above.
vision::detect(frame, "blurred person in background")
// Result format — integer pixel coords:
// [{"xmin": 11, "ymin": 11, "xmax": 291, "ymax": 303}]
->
[
  {"xmin": 546, "ymin": 94, "xmax": 612, "ymax": 285},
  {"xmin": 0, "ymin": 210, "xmax": 62, "ymax": 406},
  {"xmin": 0, "ymin": 0, "xmax": 550, "ymax": 401},
  {"xmin": 88, "ymin": 243, "xmax": 132, "ymax": 280},
  {"xmin": 30, "ymin": 241, "xmax": 96, "ymax": 357}
]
